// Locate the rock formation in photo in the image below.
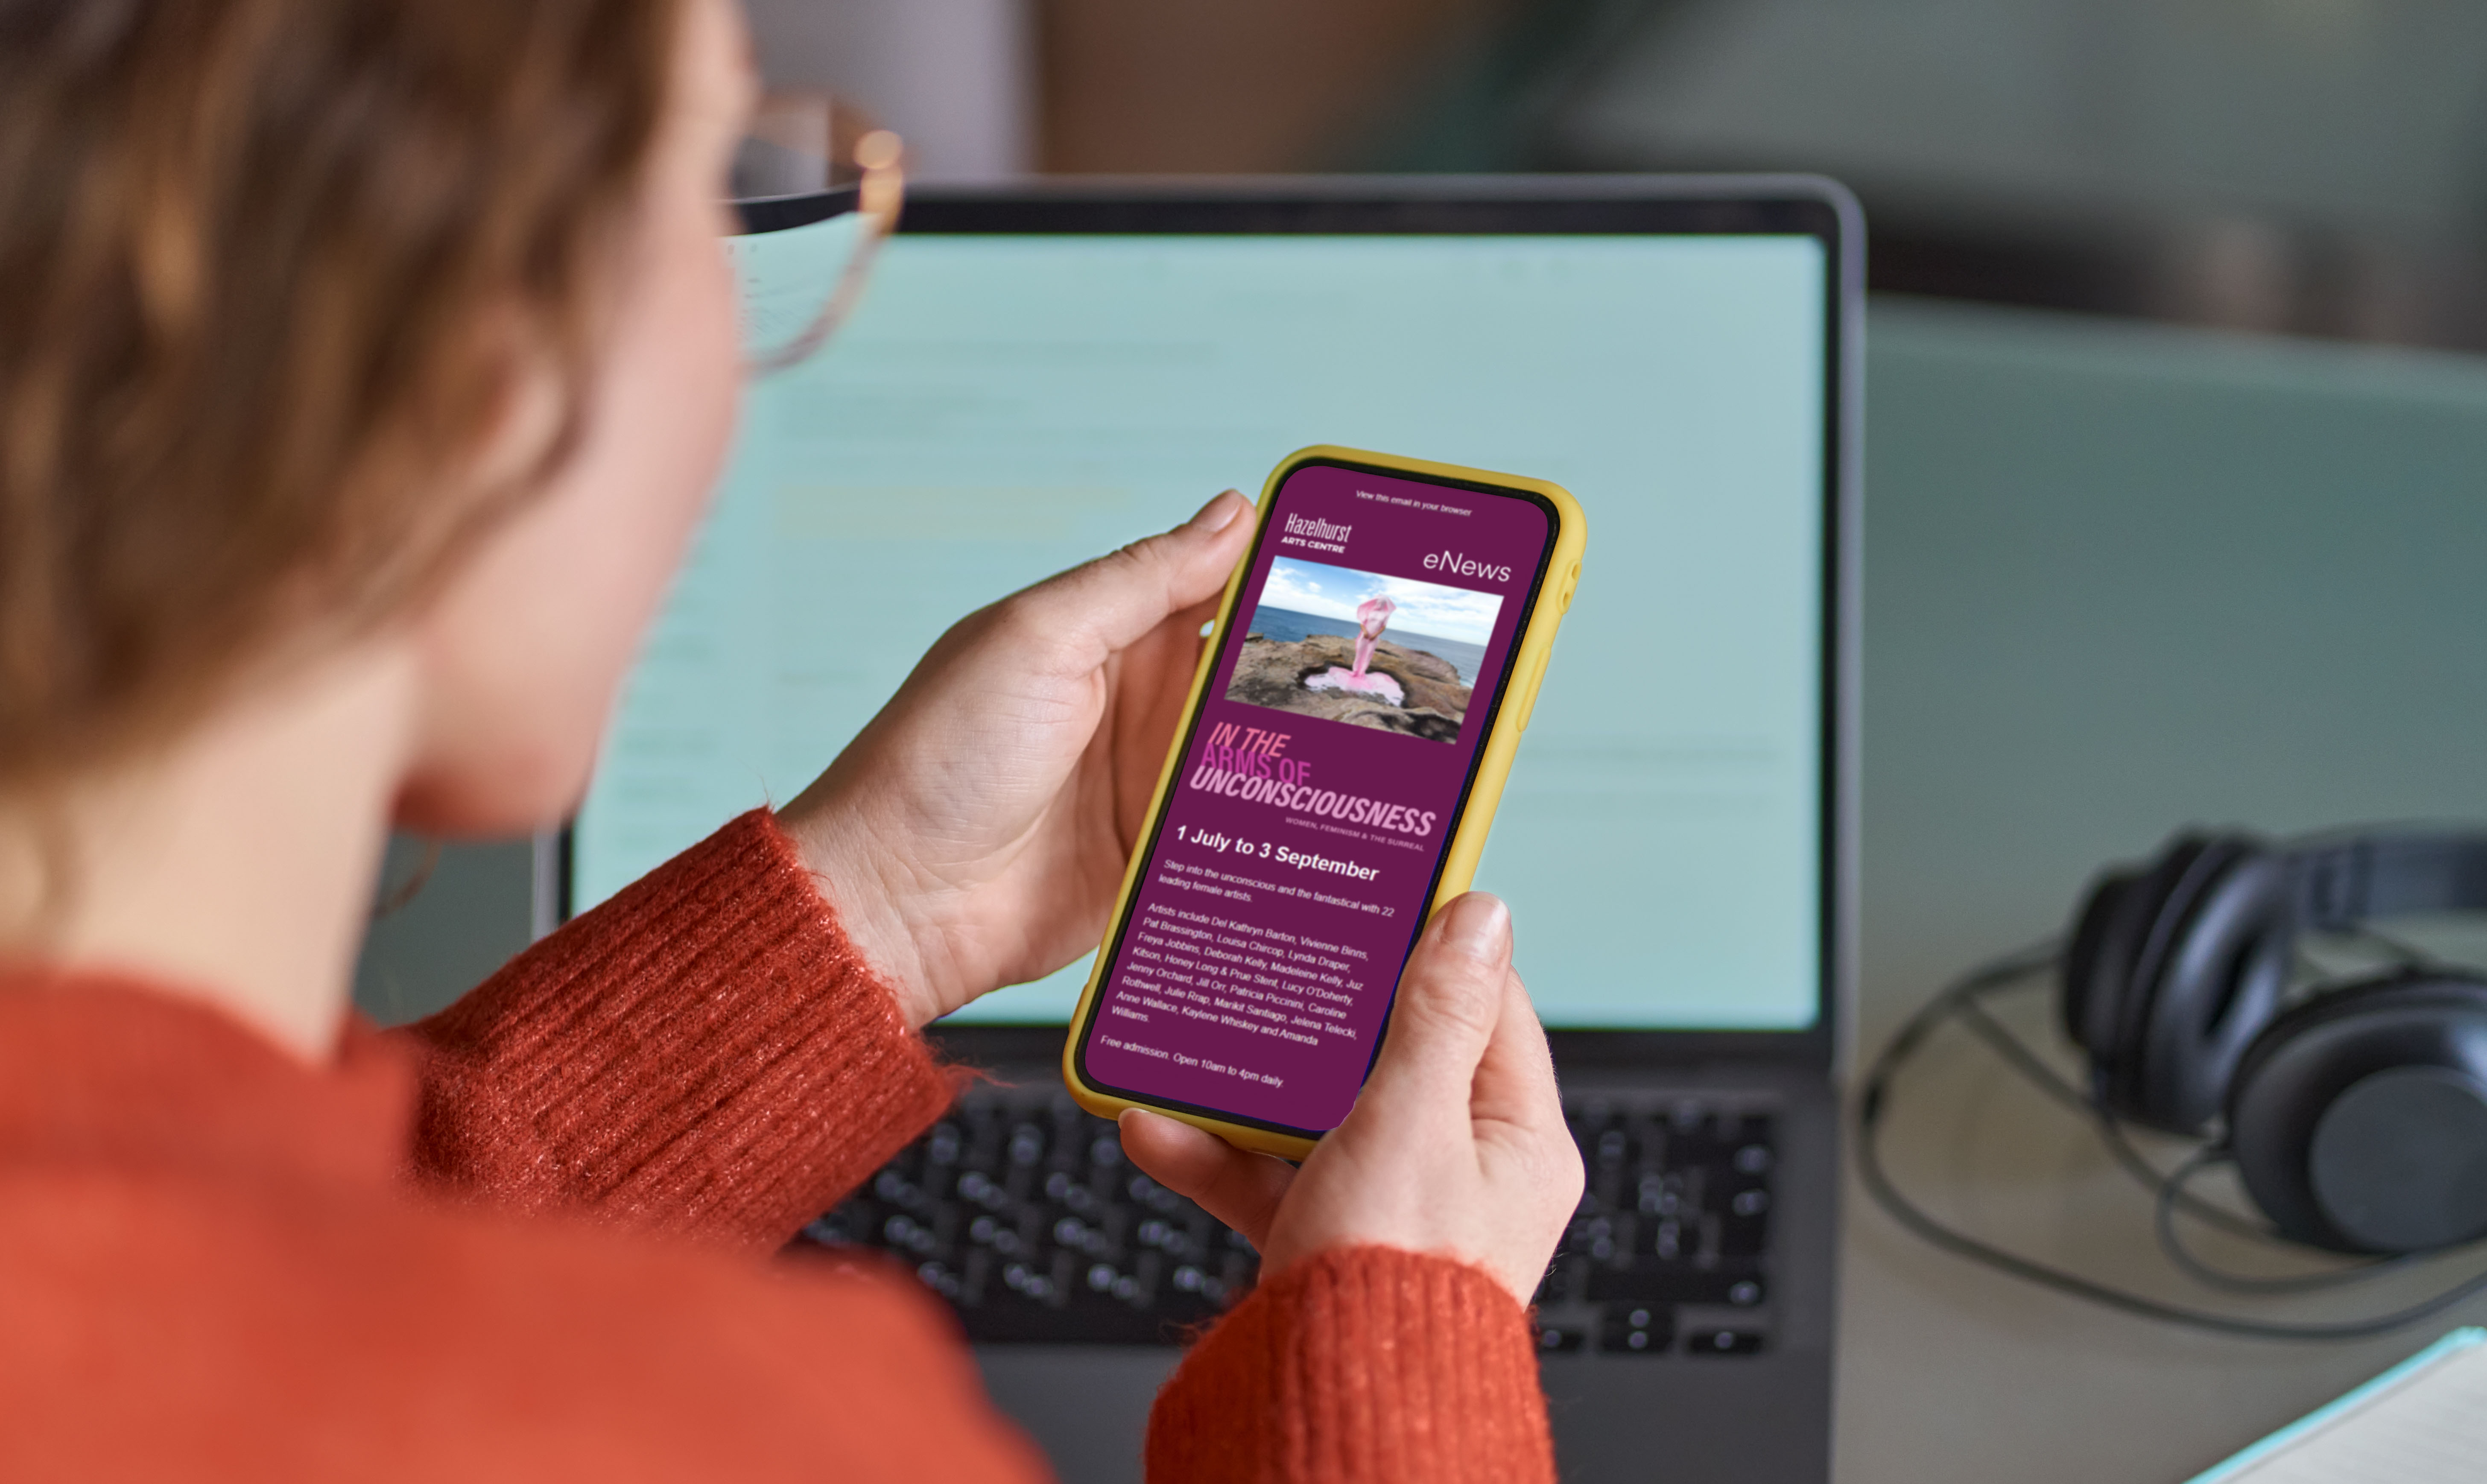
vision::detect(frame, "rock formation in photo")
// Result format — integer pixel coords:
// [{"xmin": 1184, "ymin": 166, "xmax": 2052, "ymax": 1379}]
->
[{"xmin": 1225, "ymin": 632, "xmax": 1470, "ymax": 742}]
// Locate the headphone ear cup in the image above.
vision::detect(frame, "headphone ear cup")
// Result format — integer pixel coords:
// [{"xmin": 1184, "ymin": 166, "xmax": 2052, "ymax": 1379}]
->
[
  {"xmin": 2128, "ymin": 846, "xmax": 2293, "ymax": 1133},
  {"xmin": 2230, "ymin": 975, "xmax": 2487, "ymax": 1253},
  {"xmin": 2063, "ymin": 873, "xmax": 2134, "ymax": 1055},
  {"xmin": 2085, "ymin": 835, "xmax": 2246, "ymax": 1128},
  {"xmin": 2065, "ymin": 836, "xmax": 2215, "ymax": 1067}
]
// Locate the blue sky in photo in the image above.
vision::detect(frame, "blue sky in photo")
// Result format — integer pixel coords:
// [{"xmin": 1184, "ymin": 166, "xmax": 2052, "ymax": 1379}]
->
[{"xmin": 1259, "ymin": 557, "xmax": 1503, "ymax": 645}]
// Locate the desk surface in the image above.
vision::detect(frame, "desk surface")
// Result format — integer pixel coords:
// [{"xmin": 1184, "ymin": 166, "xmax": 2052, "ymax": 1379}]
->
[
  {"xmin": 355, "ymin": 297, "xmax": 2487, "ymax": 1484},
  {"xmin": 1845, "ymin": 299, "xmax": 2487, "ymax": 1484}
]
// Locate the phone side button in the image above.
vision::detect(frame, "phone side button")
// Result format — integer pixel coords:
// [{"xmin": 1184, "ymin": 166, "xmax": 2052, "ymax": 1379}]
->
[{"xmin": 1515, "ymin": 652, "xmax": 1551, "ymax": 731}]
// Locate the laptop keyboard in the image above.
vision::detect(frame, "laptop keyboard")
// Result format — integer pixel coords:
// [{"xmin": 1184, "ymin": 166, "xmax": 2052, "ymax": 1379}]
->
[
  {"xmin": 1531, "ymin": 1098, "xmax": 1776, "ymax": 1357},
  {"xmin": 796, "ymin": 1091, "xmax": 1255, "ymax": 1344},
  {"xmin": 794, "ymin": 1087, "xmax": 1776, "ymax": 1355}
]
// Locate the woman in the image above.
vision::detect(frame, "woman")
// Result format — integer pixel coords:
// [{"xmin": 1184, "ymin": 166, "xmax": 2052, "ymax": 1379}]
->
[{"xmin": 0, "ymin": 0, "xmax": 1582, "ymax": 1478}]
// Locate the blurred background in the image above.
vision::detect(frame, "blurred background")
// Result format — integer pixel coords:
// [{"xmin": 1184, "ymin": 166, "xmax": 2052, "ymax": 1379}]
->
[
  {"xmin": 372, "ymin": 0, "xmax": 2487, "ymax": 1014},
  {"xmin": 747, "ymin": 0, "xmax": 2487, "ymax": 347},
  {"xmin": 357, "ymin": 12, "xmax": 2487, "ymax": 1478}
]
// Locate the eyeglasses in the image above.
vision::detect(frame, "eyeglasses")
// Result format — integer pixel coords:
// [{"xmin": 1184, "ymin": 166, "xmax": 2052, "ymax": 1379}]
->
[{"xmin": 728, "ymin": 92, "xmax": 905, "ymax": 374}]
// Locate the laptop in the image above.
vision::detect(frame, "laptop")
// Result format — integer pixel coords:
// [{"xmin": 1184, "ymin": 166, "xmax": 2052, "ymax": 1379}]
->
[{"xmin": 557, "ymin": 178, "xmax": 1861, "ymax": 1484}]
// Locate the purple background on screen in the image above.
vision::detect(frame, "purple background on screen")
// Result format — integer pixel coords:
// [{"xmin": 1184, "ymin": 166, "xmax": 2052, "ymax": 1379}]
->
[{"xmin": 1079, "ymin": 462, "xmax": 1551, "ymax": 1131}]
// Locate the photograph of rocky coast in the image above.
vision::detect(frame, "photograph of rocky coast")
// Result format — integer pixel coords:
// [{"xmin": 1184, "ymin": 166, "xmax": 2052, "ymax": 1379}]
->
[
  {"xmin": 1224, "ymin": 625, "xmax": 1475, "ymax": 742},
  {"xmin": 1225, "ymin": 557, "xmax": 1502, "ymax": 743}
]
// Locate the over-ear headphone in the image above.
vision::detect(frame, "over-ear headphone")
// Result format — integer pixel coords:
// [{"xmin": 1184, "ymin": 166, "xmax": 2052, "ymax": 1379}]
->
[{"xmin": 2065, "ymin": 829, "xmax": 2487, "ymax": 1253}]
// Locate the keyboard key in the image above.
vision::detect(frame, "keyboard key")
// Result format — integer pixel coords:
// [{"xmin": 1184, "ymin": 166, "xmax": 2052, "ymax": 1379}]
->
[
  {"xmin": 1635, "ymin": 1173, "xmax": 1689, "ymax": 1221},
  {"xmin": 1535, "ymin": 1320, "xmax": 1590, "ymax": 1353},
  {"xmin": 1584, "ymin": 1262, "xmax": 1764, "ymax": 1306},
  {"xmin": 1718, "ymin": 1209, "xmax": 1771, "ymax": 1258},
  {"xmin": 1598, "ymin": 1304, "xmax": 1674, "ymax": 1355},
  {"xmin": 1636, "ymin": 1213, "xmax": 1724, "ymax": 1257},
  {"xmin": 1685, "ymin": 1328, "xmax": 1767, "ymax": 1357}
]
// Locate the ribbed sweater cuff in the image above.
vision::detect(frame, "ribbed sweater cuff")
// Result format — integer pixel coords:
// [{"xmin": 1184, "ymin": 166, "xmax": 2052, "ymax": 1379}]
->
[
  {"xmin": 1146, "ymin": 1246, "xmax": 1556, "ymax": 1484},
  {"xmin": 407, "ymin": 809, "xmax": 958, "ymax": 1251}
]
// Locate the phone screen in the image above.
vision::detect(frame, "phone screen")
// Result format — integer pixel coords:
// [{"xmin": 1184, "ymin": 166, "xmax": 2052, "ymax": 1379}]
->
[{"xmin": 1074, "ymin": 458, "xmax": 1559, "ymax": 1137}]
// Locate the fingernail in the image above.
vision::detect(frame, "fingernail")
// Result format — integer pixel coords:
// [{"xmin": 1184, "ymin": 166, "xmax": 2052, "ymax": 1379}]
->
[
  {"xmin": 1187, "ymin": 490, "xmax": 1245, "ymax": 532},
  {"xmin": 1119, "ymin": 1107, "xmax": 1172, "ymax": 1136},
  {"xmin": 1438, "ymin": 892, "xmax": 1509, "ymax": 960}
]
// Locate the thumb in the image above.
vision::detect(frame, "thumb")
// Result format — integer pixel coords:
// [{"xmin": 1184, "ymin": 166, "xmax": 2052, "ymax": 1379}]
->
[
  {"xmin": 1360, "ymin": 893, "xmax": 1513, "ymax": 1111},
  {"xmin": 1013, "ymin": 490, "xmax": 1252, "ymax": 668},
  {"xmin": 1116, "ymin": 1109, "xmax": 1295, "ymax": 1250}
]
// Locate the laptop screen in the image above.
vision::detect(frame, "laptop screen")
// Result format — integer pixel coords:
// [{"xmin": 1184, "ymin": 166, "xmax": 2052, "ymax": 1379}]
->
[{"xmin": 572, "ymin": 200, "xmax": 1836, "ymax": 1034}]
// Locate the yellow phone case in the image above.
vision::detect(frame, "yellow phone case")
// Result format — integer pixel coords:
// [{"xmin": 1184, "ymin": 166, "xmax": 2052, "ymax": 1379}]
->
[{"xmin": 1060, "ymin": 445, "xmax": 1587, "ymax": 1159}]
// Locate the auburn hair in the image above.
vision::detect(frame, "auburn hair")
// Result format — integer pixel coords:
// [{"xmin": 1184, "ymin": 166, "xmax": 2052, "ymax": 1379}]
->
[{"xmin": 0, "ymin": 0, "xmax": 684, "ymax": 788}]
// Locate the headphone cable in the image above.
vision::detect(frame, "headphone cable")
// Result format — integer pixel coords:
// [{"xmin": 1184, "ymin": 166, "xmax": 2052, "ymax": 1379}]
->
[
  {"xmin": 1859, "ymin": 945, "xmax": 2487, "ymax": 1341},
  {"xmin": 1943, "ymin": 979, "xmax": 2286, "ymax": 1244}
]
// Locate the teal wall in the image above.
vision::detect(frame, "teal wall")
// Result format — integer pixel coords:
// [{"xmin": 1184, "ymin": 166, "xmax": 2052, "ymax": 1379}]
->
[{"xmin": 1861, "ymin": 298, "xmax": 2487, "ymax": 1043}]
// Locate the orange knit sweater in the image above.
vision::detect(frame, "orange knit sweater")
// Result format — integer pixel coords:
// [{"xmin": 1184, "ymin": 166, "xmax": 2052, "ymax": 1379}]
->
[{"xmin": 0, "ymin": 810, "xmax": 1555, "ymax": 1481}]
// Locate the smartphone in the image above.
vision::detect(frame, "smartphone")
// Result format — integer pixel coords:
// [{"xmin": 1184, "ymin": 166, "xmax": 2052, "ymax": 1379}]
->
[{"xmin": 1063, "ymin": 446, "xmax": 1585, "ymax": 1158}]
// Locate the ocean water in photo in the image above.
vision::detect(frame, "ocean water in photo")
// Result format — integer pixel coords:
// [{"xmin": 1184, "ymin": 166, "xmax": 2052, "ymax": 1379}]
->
[{"xmin": 1243, "ymin": 606, "xmax": 1487, "ymax": 686}]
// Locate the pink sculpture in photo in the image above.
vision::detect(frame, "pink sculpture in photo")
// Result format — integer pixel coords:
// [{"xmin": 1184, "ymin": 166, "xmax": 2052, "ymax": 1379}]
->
[
  {"xmin": 1305, "ymin": 593, "xmax": 1405, "ymax": 703},
  {"xmin": 1350, "ymin": 595, "xmax": 1396, "ymax": 678}
]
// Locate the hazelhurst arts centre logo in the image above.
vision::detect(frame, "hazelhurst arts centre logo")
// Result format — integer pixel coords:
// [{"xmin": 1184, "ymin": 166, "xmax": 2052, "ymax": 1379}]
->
[{"xmin": 1278, "ymin": 511, "xmax": 1353, "ymax": 556}]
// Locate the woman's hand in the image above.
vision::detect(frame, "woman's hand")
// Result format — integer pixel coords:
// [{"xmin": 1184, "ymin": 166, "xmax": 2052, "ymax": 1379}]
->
[
  {"xmin": 777, "ymin": 490, "xmax": 1254, "ymax": 1028},
  {"xmin": 1116, "ymin": 893, "xmax": 1584, "ymax": 1307}
]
